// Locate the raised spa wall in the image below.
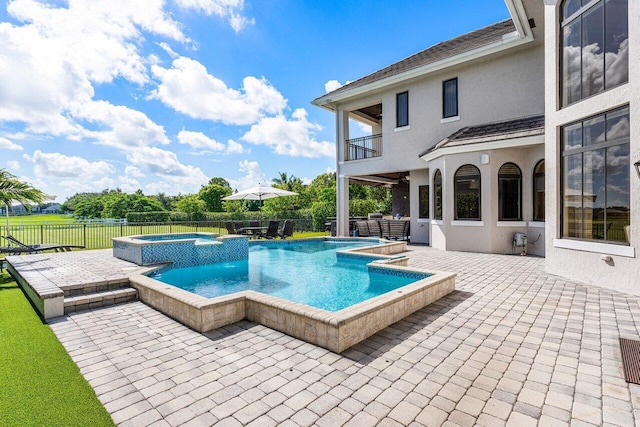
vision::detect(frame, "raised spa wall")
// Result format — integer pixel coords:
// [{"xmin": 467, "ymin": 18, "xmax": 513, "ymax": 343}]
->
[{"xmin": 112, "ymin": 233, "xmax": 248, "ymax": 267}]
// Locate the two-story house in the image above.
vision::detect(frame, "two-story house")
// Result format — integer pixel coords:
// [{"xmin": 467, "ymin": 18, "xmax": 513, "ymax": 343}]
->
[
  {"xmin": 313, "ymin": 0, "xmax": 638, "ymax": 294},
  {"xmin": 313, "ymin": 0, "xmax": 547, "ymax": 256}
]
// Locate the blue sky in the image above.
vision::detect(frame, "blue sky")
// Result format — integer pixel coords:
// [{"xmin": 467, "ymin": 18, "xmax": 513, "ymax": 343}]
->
[{"xmin": 0, "ymin": 0, "xmax": 509, "ymax": 202}]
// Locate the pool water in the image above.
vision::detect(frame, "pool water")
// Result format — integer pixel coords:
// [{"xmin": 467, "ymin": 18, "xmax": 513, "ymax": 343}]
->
[{"xmin": 151, "ymin": 240, "xmax": 429, "ymax": 311}]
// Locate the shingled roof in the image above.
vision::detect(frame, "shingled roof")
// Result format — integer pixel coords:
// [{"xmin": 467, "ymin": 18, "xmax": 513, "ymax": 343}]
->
[
  {"xmin": 314, "ymin": 19, "xmax": 516, "ymax": 102},
  {"xmin": 420, "ymin": 115, "xmax": 545, "ymax": 158}
]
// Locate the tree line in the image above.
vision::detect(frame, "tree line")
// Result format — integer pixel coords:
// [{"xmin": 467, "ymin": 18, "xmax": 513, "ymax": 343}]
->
[{"xmin": 59, "ymin": 172, "xmax": 392, "ymax": 230}]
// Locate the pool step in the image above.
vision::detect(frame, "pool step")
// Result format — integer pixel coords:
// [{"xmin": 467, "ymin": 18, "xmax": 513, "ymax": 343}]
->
[{"xmin": 64, "ymin": 287, "xmax": 138, "ymax": 314}]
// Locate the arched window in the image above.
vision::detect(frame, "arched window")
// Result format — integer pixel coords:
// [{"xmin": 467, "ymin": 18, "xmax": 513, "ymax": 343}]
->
[
  {"xmin": 498, "ymin": 163, "xmax": 522, "ymax": 221},
  {"xmin": 433, "ymin": 169, "xmax": 442, "ymax": 220},
  {"xmin": 533, "ymin": 160, "xmax": 545, "ymax": 221},
  {"xmin": 454, "ymin": 165, "xmax": 481, "ymax": 220},
  {"xmin": 561, "ymin": 0, "xmax": 628, "ymax": 106}
]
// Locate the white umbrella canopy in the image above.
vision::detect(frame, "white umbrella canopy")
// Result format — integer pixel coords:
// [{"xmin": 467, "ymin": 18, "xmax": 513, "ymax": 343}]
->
[{"xmin": 222, "ymin": 184, "xmax": 298, "ymax": 201}]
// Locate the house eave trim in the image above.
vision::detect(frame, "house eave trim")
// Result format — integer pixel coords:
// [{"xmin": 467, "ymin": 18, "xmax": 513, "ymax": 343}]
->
[{"xmin": 420, "ymin": 134, "xmax": 544, "ymax": 162}]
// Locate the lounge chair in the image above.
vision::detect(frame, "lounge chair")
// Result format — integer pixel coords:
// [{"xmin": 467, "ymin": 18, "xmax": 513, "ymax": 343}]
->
[
  {"xmin": 2, "ymin": 235, "xmax": 84, "ymax": 253},
  {"xmin": 279, "ymin": 220, "xmax": 294, "ymax": 239},
  {"xmin": 264, "ymin": 220, "xmax": 280, "ymax": 239}
]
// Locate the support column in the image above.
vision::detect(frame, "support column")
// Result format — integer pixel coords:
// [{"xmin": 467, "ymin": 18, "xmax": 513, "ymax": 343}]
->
[
  {"xmin": 336, "ymin": 108, "xmax": 350, "ymax": 236},
  {"xmin": 337, "ymin": 174, "xmax": 349, "ymax": 236}
]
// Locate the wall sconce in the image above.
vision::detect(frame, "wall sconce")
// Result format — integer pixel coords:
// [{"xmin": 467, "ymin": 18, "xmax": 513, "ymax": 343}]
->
[{"xmin": 635, "ymin": 160, "xmax": 640, "ymax": 179}]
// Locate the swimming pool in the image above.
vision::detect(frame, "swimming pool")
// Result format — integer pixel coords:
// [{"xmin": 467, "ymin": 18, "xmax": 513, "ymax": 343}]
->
[
  {"xmin": 150, "ymin": 240, "xmax": 430, "ymax": 311},
  {"xmin": 129, "ymin": 237, "xmax": 455, "ymax": 352}
]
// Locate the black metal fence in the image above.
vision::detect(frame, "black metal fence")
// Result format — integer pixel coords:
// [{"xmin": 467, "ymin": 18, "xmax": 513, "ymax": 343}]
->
[
  {"xmin": 1, "ymin": 218, "xmax": 314, "ymax": 250},
  {"xmin": 346, "ymin": 134, "xmax": 382, "ymax": 161}
]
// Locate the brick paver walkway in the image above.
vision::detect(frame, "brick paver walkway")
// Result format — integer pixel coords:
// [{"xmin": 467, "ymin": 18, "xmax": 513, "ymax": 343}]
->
[{"xmin": 47, "ymin": 246, "xmax": 640, "ymax": 426}]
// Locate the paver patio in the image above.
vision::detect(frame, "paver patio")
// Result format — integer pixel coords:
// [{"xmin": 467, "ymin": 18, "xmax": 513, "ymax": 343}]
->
[{"xmin": 40, "ymin": 247, "xmax": 640, "ymax": 426}]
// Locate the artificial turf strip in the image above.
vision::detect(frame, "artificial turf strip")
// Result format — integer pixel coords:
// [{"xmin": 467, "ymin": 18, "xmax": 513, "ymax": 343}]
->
[{"xmin": 0, "ymin": 273, "xmax": 114, "ymax": 427}]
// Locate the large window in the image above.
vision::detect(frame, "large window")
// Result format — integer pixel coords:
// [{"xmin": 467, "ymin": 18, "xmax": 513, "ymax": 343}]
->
[
  {"xmin": 454, "ymin": 165, "xmax": 481, "ymax": 220},
  {"xmin": 396, "ymin": 91, "xmax": 409, "ymax": 127},
  {"xmin": 533, "ymin": 160, "xmax": 545, "ymax": 221},
  {"xmin": 561, "ymin": 107, "xmax": 630, "ymax": 243},
  {"xmin": 443, "ymin": 78, "xmax": 458, "ymax": 118},
  {"xmin": 434, "ymin": 170, "xmax": 443, "ymax": 220},
  {"xmin": 419, "ymin": 185, "xmax": 429, "ymax": 219},
  {"xmin": 498, "ymin": 163, "xmax": 522, "ymax": 221},
  {"xmin": 561, "ymin": 0, "xmax": 628, "ymax": 106}
]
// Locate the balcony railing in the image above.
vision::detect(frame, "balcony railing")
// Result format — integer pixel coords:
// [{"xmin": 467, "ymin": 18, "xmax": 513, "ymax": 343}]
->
[{"xmin": 345, "ymin": 134, "xmax": 382, "ymax": 161}]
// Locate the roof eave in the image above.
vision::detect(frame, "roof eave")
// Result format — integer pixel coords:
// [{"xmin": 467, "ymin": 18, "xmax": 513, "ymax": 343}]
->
[
  {"xmin": 419, "ymin": 133, "xmax": 544, "ymax": 163},
  {"xmin": 312, "ymin": 0, "xmax": 533, "ymax": 110}
]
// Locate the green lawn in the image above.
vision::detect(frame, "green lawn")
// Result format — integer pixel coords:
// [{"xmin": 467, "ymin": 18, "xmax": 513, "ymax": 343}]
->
[
  {"xmin": 5, "ymin": 214, "xmax": 75, "ymax": 225},
  {"xmin": 0, "ymin": 273, "xmax": 114, "ymax": 427}
]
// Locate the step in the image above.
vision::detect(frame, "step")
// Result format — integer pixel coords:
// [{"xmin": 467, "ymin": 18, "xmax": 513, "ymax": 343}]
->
[
  {"xmin": 64, "ymin": 287, "xmax": 138, "ymax": 314},
  {"xmin": 63, "ymin": 279, "xmax": 130, "ymax": 298}
]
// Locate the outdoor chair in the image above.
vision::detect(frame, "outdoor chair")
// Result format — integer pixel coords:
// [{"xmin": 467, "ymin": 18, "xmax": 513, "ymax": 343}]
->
[
  {"xmin": 224, "ymin": 221, "xmax": 237, "ymax": 235},
  {"xmin": 355, "ymin": 221, "xmax": 370, "ymax": 237},
  {"xmin": 264, "ymin": 220, "xmax": 280, "ymax": 239},
  {"xmin": 366, "ymin": 220, "xmax": 382, "ymax": 237},
  {"xmin": 234, "ymin": 221, "xmax": 248, "ymax": 236},
  {"xmin": 279, "ymin": 220, "xmax": 295, "ymax": 239},
  {"xmin": 248, "ymin": 221, "xmax": 260, "ymax": 228},
  {"xmin": 2, "ymin": 235, "xmax": 84, "ymax": 253},
  {"xmin": 387, "ymin": 220, "xmax": 410, "ymax": 240}
]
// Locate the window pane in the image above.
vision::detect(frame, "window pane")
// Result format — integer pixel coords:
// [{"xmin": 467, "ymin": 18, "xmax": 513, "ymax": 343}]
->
[
  {"xmin": 605, "ymin": 144, "xmax": 630, "ymax": 242},
  {"xmin": 563, "ymin": 154, "xmax": 582, "ymax": 238},
  {"xmin": 605, "ymin": 0, "xmax": 628, "ymax": 88},
  {"xmin": 396, "ymin": 92, "xmax": 408, "ymax": 127},
  {"xmin": 563, "ymin": 0, "xmax": 582, "ymax": 19},
  {"xmin": 434, "ymin": 170, "xmax": 442, "ymax": 220},
  {"xmin": 583, "ymin": 115, "xmax": 606, "ymax": 146},
  {"xmin": 533, "ymin": 161, "xmax": 545, "ymax": 221},
  {"xmin": 606, "ymin": 108, "xmax": 630, "ymax": 140},
  {"xmin": 563, "ymin": 19, "xmax": 582, "ymax": 105},
  {"xmin": 419, "ymin": 185, "xmax": 429, "ymax": 219},
  {"xmin": 563, "ymin": 122, "xmax": 583, "ymax": 150},
  {"xmin": 443, "ymin": 79, "xmax": 458, "ymax": 118},
  {"xmin": 581, "ymin": 3, "xmax": 604, "ymax": 97},
  {"xmin": 498, "ymin": 163, "xmax": 521, "ymax": 221},
  {"xmin": 582, "ymin": 149, "xmax": 606, "ymax": 239},
  {"xmin": 455, "ymin": 165, "xmax": 481, "ymax": 220}
]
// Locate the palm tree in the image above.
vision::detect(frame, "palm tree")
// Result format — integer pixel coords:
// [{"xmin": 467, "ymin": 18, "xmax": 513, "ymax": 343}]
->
[{"xmin": 0, "ymin": 169, "xmax": 46, "ymax": 232}]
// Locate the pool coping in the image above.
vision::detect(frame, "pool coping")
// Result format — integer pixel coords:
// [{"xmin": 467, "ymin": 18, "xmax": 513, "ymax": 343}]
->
[{"xmin": 129, "ymin": 238, "xmax": 456, "ymax": 353}]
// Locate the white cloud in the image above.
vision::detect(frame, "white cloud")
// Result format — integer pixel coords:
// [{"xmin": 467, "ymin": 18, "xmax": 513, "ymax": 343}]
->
[
  {"xmin": 7, "ymin": 160, "xmax": 20, "ymax": 171},
  {"xmin": 77, "ymin": 100, "xmax": 170, "ymax": 149},
  {"xmin": 324, "ymin": 79, "xmax": 343, "ymax": 93},
  {"xmin": 150, "ymin": 57, "xmax": 287, "ymax": 125},
  {"xmin": 241, "ymin": 108, "xmax": 335, "ymax": 158},
  {"xmin": 227, "ymin": 159, "xmax": 267, "ymax": 192},
  {"xmin": 177, "ymin": 130, "xmax": 246, "ymax": 154},
  {"xmin": 0, "ymin": 0, "xmax": 183, "ymax": 144},
  {"xmin": 126, "ymin": 147, "xmax": 209, "ymax": 186},
  {"xmin": 0, "ymin": 136, "xmax": 22, "ymax": 150},
  {"xmin": 125, "ymin": 165, "xmax": 144, "ymax": 178},
  {"xmin": 226, "ymin": 139, "xmax": 245, "ymax": 154},
  {"xmin": 177, "ymin": 130, "xmax": 226, "ymax": 151},
  {"xmin": 325, "ymin": 166, "xmax": 336, "ymax": 174},
  {"xmin": 25, "ymin": 150, "xmax": 114, "ymax": 179},
  {"xmin": 174, "ymin": 0, "xmax": 254, "ymax": 32}
]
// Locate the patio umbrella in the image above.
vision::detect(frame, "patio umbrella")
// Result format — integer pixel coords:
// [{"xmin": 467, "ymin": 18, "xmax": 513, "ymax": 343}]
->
[{"xmin": 222, "ymin": 184, "xmax": 298, "ymax": 220}]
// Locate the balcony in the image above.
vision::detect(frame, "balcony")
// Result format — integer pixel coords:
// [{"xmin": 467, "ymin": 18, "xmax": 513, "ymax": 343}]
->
[{"xmin": 345, "ymin": 134, "xmax": 382, "ymax": 161}]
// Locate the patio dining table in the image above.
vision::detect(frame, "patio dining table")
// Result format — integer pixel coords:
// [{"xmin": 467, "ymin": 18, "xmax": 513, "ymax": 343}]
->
[{"xmin": 238, "ymin": 226, "xmax": 267, "ymax": 239}]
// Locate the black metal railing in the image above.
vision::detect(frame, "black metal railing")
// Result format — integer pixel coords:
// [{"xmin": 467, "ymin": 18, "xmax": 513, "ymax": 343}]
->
[
  {"xmin": 1, "ymin": 218, "xmax": 314, "ymax": 250},
  {"xmin": 345, "ymin": 134, "xmax": 382, "ymax": 161}
]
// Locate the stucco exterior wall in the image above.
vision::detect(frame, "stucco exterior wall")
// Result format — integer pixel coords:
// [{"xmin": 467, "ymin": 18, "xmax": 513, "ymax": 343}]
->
[
  {"xmin": 409, "ymin": 168, "xmax": 430, "ymax": 244},
  {"xmin": 336, "ymin": 44, "xmax": 545, "ymax": 179},
  {"xmin": 544, "ymin": 0, "xmax": 640, "ymax": 294},
  {"xmin": 425, "ymin": 145, "xmax": 545, "ymax": 255}
]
